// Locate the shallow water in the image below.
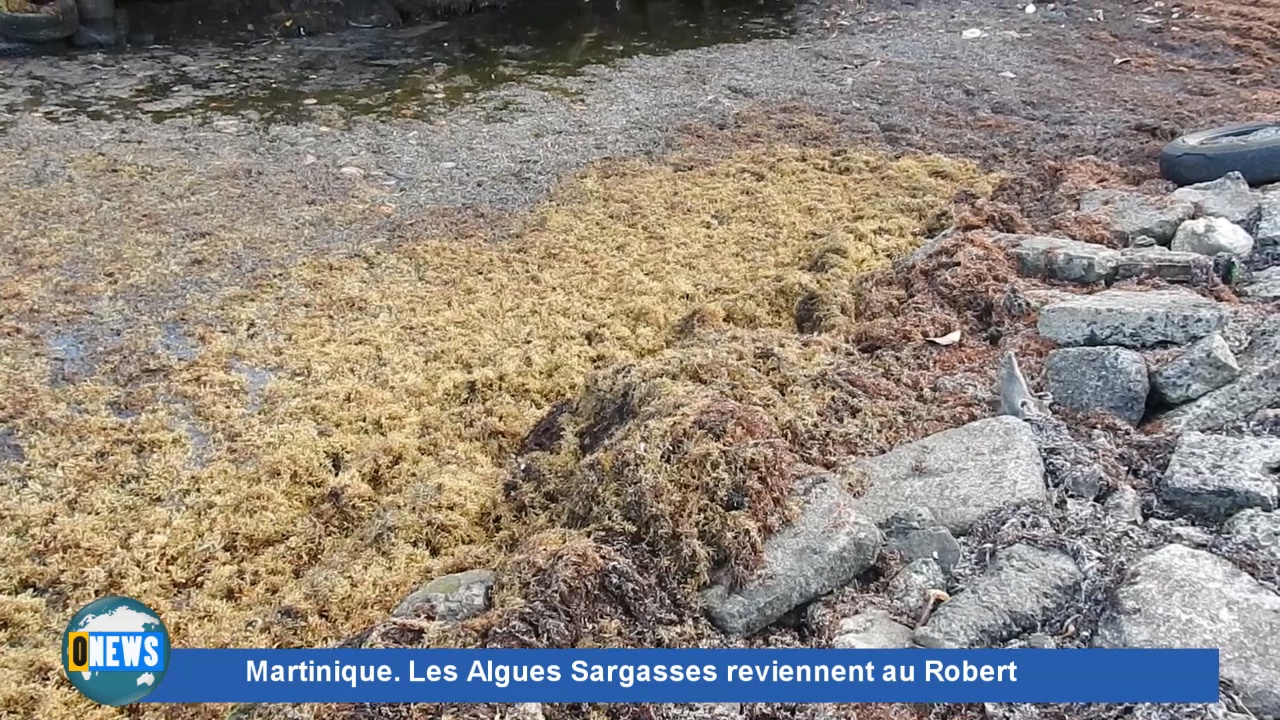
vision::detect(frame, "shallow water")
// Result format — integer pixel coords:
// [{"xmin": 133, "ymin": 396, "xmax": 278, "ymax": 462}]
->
[{"xmin": 1, "ymin": 0, "xmax": 795, "ymax": 124}]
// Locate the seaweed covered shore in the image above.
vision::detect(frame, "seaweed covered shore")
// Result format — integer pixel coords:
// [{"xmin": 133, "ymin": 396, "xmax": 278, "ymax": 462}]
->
[{"xmin": 2, "ymin": 1, "xmax": 1279, "ymax": 718}]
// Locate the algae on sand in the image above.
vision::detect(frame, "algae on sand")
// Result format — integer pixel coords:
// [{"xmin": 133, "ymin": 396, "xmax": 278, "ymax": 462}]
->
[{"xmin": 0, "ymin": 135, "xmax": 990, "ymax": 719}]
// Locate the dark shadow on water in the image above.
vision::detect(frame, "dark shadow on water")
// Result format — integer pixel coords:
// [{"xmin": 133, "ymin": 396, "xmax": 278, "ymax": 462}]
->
[{"xmin": 6, "ymin": 0, "xmax": 794, "ymax": 124}]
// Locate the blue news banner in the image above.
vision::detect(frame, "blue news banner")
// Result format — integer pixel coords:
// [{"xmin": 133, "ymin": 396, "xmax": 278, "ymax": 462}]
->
[{"xmin": 143, "ymin": 648, "xmax": 1221, "ymax": 704}]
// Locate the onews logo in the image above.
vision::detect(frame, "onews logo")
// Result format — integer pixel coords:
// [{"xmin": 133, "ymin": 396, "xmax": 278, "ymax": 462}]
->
[{"xmin": 62, "ymin": 596, "xmax": 171, "ymax": 706}]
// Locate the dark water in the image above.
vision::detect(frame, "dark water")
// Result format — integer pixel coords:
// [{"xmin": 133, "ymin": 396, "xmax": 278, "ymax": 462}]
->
[{"xmin": 4, "ymin": 0, "xmax": 794, "ymax": 124}]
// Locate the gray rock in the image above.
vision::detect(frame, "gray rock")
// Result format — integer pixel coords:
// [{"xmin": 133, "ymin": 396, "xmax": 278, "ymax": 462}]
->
[
  {"xmin": 829, "ymin": 607, "xmax": 921, "ymax": 648},
  {"xmin": 1024, "ymin": 288, "xmax": 1077, "ymax": 310},
  {"xmin": 1160, "ymin": 363, "xmax": 1280, "ymax": 432},
  {"xmin": 887, "ymin": 527, "xmax": 963, "ymax": 575},
  {"xmin": 1037, "ymin": 289, "xmax": 1227, "ymax": 348},
  {"xmin": 1150, "ymin": 333, "xmax": 1241, "ymax": 405},
  {"xmin": 1170, "ymin": 172, "xmax": 1265, "ymax": 233},
  {"xmin": 392, "ymin": 569, "xmax": 497, "ymax": 622},
  {"xmin": 1103, "ymin": 484, "xmax": 1144, "ymax": 524},
  {"xmin": 1241, "ymin": 267, "xmax": 1280, "ymax": 301},
  {"xmin": 1170, "ymin": 217, "xmax": 1255, "ymax": 258},
  {"xmin": 998, "ymin": 233, "xmax": 1118, "ymax": 284},
  {"xmin": 1163, "ymin": 523, "xmax": 1216, "ymax": 548},
  {"xmin": 1129, "ymin": 234, "xmax": 1159, "ymax": 248},
  {"xmin": 1079, "ymin": 189, "xmax": 1194, "ymax": 245},
  {"xmin": 1064, "ymin": 466, "xmax": 1104, "ymax": 500},
  {"xmin": 1024, "ymin": 633, "xmax": 1056, "ymax": 649},
  {"xmin": 913, "ymin": 544, "xmax": 1082, "ymax": 649},
  {"xmin": 664, "ymin": 705, "xmax": 743, "ymax": 720},
  {"xmin": 1257, "ymin": 196, "xmax": 1280, "ymax": 247},
  {"xmin": 1113, "ymin": 246, "xmax": 1216, "ymax": 285},
  {"xmin": 1045, "ymin": 346, "xmax": 1149, "ymax": 425},
  {"xmin": 897, "ymin": 226, "xmax": 957, "ymax": 269},
  {"xmin": 508, "ymin": 704, "xmax": 545, "ymax": 720},
  {"xmin": 1160, "ymin": 317, "xmax": 1280, "ymax": 432},
  {"xmin": 842, "ymin": 417, "xmax": 1047, "ymax": 535},
  {"xmin": 1225, "ymin": 508, "xmax": 1280, "ymax": 564},
  {"xmin": 881, "ymin": 507, "xmax": 937, "ymax": 535},
  {"xmin": 888, "ymin": 558, "xmax": 946, "ymax": 620},
  {"xmin": 1096, "ymin": 544, "xmax": 1280, "ymax": 719},
  {"xmin": 0, "ymin": 427, "xmax": 22, "ymax": 464},
  {"xmin": 1160, "ymin": 432, "xmax": 1280, "ymax": 521},
  {"xmin": 831, "ymin": 608, "xmax": 915, "ymax": 649},
  {"xmin": 702, "ymin": 474, "xmax": 883, "ymax": 636}
]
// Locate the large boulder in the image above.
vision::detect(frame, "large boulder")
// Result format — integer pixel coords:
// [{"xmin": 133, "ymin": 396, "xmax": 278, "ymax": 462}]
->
[
  {"xmin": 1149, "ymin": 333, "xmax": 1240, "ymax": 405},
  {"xmin": 840, "ymin": 417, "xmax": 1046, "ymax": 535},
  {"xmin": 1045, "ymin": 346, "xmax": 1149, "ymax": 425},
  {"xmin": 913, "ymin": 544, "xmax": 1082, "ymax": 648},
  {"xmin": 701, "ymin": 473, "xmax": 883, "ymax": 636},
  {"xmin": 1160, "ymin": 432, "xmax": 1280, "ymax": 521},
  {"xmin": 1096, "ymin": 544, "xmax": 1280, "ymax": 719},
  {"xmin": 1037, "ymin": 289, "xmax": 1226, "ymax": 348},
  {"xmin": 1078, "ymin": 189, "xmax": 1195, "ymax": 245}
]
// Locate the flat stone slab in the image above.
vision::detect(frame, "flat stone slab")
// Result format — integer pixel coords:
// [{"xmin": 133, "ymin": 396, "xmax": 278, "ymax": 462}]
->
[
  {"xmin": 841, "ymin": 416, "xmax": 1047, "ymax": 535},
  {"xmin": 1160, "ymin": 432, "xmax": 1280, "ymax": 522},
  {"xmin": 1079, "ymin": 189, "xmax": 1194, "ymax": 245},
  {"xmin": 1045, "ymin": 346, "xmax": 1149, "ymax": 425},
  {"xmin": 1150, "ymin": 333, "xmax": 1241, "ymax": 406},
  {"xmin": 1037, "ymin": 289, "xmax": 1227, "ymax": 348},
  {"xmin": 1096, "ymin": 544, "xmax": 1280, "ymax": 719},
  {"xmin": 1113, "ymin": 246, "xmax": 1215, "ymax": 285},
  {"xmin": 913, "ymin": 544, "xmax": 1082, "ymax": 649},
  {"xmin": 702, "ymin": 474, "xmax": 883, "ymax": 636},
  {"xmin": 393, "ymin": 568, "xmax": 497, "ymax": 622}
]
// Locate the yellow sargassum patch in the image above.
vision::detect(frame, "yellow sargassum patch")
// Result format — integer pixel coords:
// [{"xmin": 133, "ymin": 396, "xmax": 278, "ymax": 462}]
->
[{"xmin": 0, "ymin": 142, "xmax": 989, "ymax": 719}]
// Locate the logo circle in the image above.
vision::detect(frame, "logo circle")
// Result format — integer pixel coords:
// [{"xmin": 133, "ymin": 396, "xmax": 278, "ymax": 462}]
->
[{"xmin": 62, "ymin": 596, "xmax": 171, "ymax": 706}]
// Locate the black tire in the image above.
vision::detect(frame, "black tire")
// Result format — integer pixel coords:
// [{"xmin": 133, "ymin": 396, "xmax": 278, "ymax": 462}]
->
[
  {"xmin": 1158, "ymin": 121, "xmax": 1280, "ymax": 187},
  {"xmin": 0, "ymin": 0, "xmax": 78, "ymax": 42}
]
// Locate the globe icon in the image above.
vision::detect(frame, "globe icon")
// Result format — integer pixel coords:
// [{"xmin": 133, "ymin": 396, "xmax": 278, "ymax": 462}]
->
[{"xmin": 62, "ymin": 596, "xmax": 171, "ymax": 706}]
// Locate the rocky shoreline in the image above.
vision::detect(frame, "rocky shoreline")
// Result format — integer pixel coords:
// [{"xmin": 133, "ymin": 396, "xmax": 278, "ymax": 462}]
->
[
  {"xmin": 2, "ymin": 2, "xmax": 1278, "ymax": 719},
  {"xmin": 282, "ymin": 174, "xmax": 1280, "ymax": 720}
]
